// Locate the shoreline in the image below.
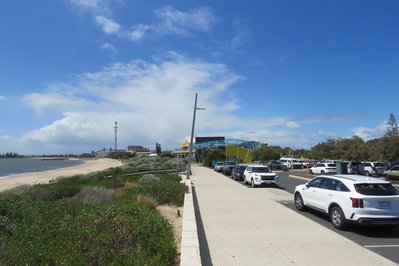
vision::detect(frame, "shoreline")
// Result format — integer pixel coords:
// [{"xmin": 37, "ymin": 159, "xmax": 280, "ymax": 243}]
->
[{"xmin": 0, "ymin": 158, "xmax": 123, "ymax": 192}]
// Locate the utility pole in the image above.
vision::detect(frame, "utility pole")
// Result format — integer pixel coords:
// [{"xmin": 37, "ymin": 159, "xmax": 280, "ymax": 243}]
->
[
  {"xmin": 186, "ymin": 93, "xmax": 205, "ymax": 179},
  {"xmin": 114, "ymin": 122, "xmax": 118, "ymax": 152}
]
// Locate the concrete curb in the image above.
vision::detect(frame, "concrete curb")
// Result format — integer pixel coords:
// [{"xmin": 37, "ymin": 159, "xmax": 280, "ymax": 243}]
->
[{"xmin": 180, "ymin": 179, "xmax": 201, "ymax": 266}]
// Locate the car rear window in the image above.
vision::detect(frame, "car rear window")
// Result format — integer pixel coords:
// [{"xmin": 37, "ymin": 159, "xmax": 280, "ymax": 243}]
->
[
  {"xmin": 354, "ymin": 183, "xmax": 398, "ymax": 196},
  {"xmin": 327, "ymin": 164, "xmax": 336, "ymax": 167}
]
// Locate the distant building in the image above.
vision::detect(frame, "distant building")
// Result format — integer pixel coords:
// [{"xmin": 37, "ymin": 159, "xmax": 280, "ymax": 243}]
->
[
  {"xmin": 126, "ymin": 145, "xmax": 148, "ymax": 153},
  {"xmin": 126, "ymin": 145, "xmax": 151, "ymax": 156}
]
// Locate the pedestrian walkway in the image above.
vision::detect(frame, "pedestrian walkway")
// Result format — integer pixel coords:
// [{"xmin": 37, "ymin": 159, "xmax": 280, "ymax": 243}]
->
[{"xmin": 187, "ymin": 165, "xmax": 395, "ymax": 266}]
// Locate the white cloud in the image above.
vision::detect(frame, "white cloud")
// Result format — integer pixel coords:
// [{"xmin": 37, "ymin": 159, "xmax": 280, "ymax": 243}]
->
[
  {"xmin": 94, "ymin": 16, "xmax": 120, "ymax": 34},
  {"xmin": 286, "ymin": 121, "xmax": 300, "ymax": 129},
  {"xmin": 13, "ymin": 55, "xmax": 245, "ymax": 153},
  {"xmin": 128, "ymin": 24, "xmax": 151, "ymax": 41},
  {"xmin": 68, "ymin": 0, "xmax": 113, "ymax": 16},
  {"xmin": 124, "ymin": 6, "xmax": 217, "ymax": 41},
  {"xmin": 352, "ymin": 123, "xmax": 387, "ymax": 141},
  {"xmin": 154, "ymin": 6, "xmax": 216, "ymax": 35},
  {"xmin": 7, "ymin": 53, "xmax": 370, "ymax": 154},
  {"xmin": 100, "ymin": 43, "xmax": 117, "ymax": 53},
  {"xmin": 22, "ymin": 91, "xmax": 92, "ymax": 117}
]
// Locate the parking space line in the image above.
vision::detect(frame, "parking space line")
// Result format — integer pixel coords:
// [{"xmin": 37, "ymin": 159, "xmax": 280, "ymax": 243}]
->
[{"xmin": 364, "ymin": 245, "xmax": 399, "ymax": 248}]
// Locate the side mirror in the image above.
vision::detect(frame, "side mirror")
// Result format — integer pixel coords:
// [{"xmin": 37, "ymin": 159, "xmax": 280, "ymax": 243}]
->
[{"xmin": 305, "ymin": 183, "xmax": 310, "ymax": 188}]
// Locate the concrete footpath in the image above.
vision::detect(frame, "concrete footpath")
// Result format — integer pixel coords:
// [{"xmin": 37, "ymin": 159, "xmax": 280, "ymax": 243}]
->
[{"xmin": 182, "ymin": 165, "xmax": 396, "ymax": 266}]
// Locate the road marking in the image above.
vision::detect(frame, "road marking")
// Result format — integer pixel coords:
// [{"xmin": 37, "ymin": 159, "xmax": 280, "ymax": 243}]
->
[{"xmin": 364, "ymin": 245, "xmax": 399, "ymax": 248}]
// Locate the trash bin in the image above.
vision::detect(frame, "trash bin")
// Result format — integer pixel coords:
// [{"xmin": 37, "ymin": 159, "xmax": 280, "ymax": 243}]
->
[{"xmin": 336, "ymin": 161, "xmax": 348, "ymax": 174}]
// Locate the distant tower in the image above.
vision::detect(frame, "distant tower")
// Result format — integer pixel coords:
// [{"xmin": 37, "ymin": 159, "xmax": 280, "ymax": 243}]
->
[{"xmin": 114, "ymin": 122, "xmax": 118, "ymax": 152}]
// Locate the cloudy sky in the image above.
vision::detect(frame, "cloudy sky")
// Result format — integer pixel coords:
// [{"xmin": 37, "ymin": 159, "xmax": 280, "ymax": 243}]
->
[{"xmin": 0, "ymin": 0, "xmax": 398, "ymax": 155}]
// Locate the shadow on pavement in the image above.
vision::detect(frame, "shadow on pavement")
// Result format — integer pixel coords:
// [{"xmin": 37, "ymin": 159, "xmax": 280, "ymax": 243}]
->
[{"xmin": 192, "ymin": 185, "xmax": 213, "ymax": 266}]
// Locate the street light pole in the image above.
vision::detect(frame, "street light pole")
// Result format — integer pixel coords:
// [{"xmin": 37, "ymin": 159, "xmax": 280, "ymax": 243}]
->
[{"xmin": 187, "ymin": 93, "xmax": 205, "ymax": 179}]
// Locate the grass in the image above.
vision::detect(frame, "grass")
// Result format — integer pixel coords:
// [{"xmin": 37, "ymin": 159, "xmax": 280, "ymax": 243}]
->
[{"xmin": 0, "ymin": 157, "xmax": 187, "ymax": 265}]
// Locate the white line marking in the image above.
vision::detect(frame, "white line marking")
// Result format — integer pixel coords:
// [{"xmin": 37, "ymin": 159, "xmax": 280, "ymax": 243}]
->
[{"xmin": 364, "ymin": 245, "xmax": 399, "ymax": 248}]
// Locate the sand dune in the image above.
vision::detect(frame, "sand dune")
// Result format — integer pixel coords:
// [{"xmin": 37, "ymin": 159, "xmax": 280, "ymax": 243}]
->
[{"xmin": 0, "ymin": 158, "xmax": 123, "ymax": 192}]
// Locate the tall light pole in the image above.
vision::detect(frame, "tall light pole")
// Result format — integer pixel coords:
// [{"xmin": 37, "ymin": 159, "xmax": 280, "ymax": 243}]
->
[
  {"xmin": 114, "ymin": 122, "xmax": 118, "ymax": 152},
  {"xmin": 187, "ymin": 93, "xmax": 205, "ymax": 179}
]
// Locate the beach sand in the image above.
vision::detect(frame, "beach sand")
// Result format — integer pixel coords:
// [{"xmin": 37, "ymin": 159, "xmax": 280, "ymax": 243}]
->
[{"xmin": 0, "ymin": 158, "xmax": 123, "ymax": 192}]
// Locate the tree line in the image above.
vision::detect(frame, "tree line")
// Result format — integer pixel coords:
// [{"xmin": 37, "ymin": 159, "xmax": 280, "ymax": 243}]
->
[
  {"xmin": 200, "ymin": 113, "xmax": 399, "ymax": 164},
  {"xmin": 253, "ymin": 113, "xmax": 399, "ymax": 162},
  {"xmin": 0, "ymin": 153, "xmax": 24, "ymax": 158}
]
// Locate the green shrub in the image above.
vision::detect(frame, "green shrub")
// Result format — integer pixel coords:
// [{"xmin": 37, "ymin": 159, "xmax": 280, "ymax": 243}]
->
[
  {"xmin": 68, "ymin": 187, "xmax": 114, "ymax": 205},
  {"xmin": 0, "ymin": 195, "xmax": 177, "ymax": 265},
  {"xmin": 139, "ymin": 174, "xmax": 159, "ymax": 184},
  {"xmin": 0, "ymin": 160, "xmax": 182, "ymax": 265},
  {"xmin": 140, "ymin": 175, "xmax": 187, "ymax": 206},
  {"xmin": 137, "ymin": 194, "xmax": 158, "ymax": 209}
]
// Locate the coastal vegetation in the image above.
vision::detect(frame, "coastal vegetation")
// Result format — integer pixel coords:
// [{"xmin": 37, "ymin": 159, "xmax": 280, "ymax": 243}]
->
[
  {"xmin": 0, "ymin": 153, "xmax": 24, "ymax": 158},
  {"xmin": 0, "ymin": 157, "xmax": 187, "ymax": 265}
]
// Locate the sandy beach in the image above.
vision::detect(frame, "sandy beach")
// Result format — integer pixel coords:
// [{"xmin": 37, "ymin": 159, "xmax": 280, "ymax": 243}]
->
[{"xmin": 0, "ymin": 158, "xmax": 123, "ymax": 192}]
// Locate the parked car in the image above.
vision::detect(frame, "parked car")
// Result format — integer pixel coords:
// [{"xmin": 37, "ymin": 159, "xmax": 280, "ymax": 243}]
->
[
  {"xmin": 269, "ymin": 161, "xmax": 284, "ymax": 170},
  {"xmin": 363, "ymin": 162, "xmax": 387, "ymax": 176},
  {"xmin": 222, "ymin": 161, "xmax": 237, "ymax": 175},
  {"xmin": 214, "ymin": 162, "xmax": 225, "ymax": 172},
  {"xmin": 308, "ymin": 163, "xmax": 336, "ymax": 175},
  {"xmin": 348, "ymin": 161, "xmax": 365, "ymax": 175},
  {"xmin": 301, "ymin": 160, "xmax": 317, "ymax": 168},
  {"xmin": 279, "ymin": 157, "xmax": 303, "ymax": 169},
  {"xmin": 231, "ymin": 164, "xmax": 247, "ymax": 181},
  {"xmin": 384, "ymin": 165, "xmax": 399, "ymax": 180},
  {"xmin": 388, "ymin": 160, "xmax": 399, "ymax": 169},
  {"xmin": 243, "ymin": 165, "xmax": 279, "ymax": 187},
  {"xmin": 294, "ymin": 174, "xmax": 399, "ymax": 229}
]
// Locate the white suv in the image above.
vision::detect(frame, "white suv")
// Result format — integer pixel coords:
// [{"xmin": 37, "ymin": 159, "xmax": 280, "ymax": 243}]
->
[
  {"xmin": 308, "ymin": 163, "xmax": 336, "ymax": 175},
  {"xmin": 294, "ymin": 174, "xmax": 399, "ymax": 229},
  {"xmin": 363, "ymin": 162, "xmax": 387, "ymax": 176},
  {"xmin": 243, "ymin": 165, "xmax": 279, "ymax": 187}
]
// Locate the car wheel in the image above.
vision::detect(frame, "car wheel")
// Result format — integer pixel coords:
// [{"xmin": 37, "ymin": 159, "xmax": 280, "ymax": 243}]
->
[
  {"xmin": 330, "ymin": 206, "xmax": 347, "ymax": 230},
  {"xmin": 251, "ymin": 179, "xmax": 255, "ymax": 188},
  {"xmin": 365, "ymin": 171, "xmax": 370, "ymax": 176},
  {"xmin": 294, "ymin": 193, "xmax": 306, "ymax": 211}
]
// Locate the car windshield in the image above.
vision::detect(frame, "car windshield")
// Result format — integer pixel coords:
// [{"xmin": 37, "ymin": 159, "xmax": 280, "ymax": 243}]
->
[
  {"xmin": 354, "ymin": 183, "xmax": 398, "ymax": 196},
  {"xmin": 374, "ymin": 163, "xmax": 385, "ymax": 167},
  {"xmin": 226, "ymin": 161, "xmax": 236, "ymax": 165},
  {"xmin": 252, "ymin": 167, "xmax": 271, "ymax": 173}
]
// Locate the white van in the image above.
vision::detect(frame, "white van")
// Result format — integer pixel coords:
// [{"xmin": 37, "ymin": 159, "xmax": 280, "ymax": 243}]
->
[{"xmin": 279, "ymin": 157, "xmax": 303, "ymax": 169}]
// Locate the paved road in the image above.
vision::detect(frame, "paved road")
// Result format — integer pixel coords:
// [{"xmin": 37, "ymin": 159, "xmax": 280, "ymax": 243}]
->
[{"xmin": 278, "ymin": 170, "xmax": 399, "ymax": 264}]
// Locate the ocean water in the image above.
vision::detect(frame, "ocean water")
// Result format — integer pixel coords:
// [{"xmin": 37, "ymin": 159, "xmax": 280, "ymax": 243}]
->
[{"xmin": 0, "ymin": 158, "xmax": 84, "ymax": 178}]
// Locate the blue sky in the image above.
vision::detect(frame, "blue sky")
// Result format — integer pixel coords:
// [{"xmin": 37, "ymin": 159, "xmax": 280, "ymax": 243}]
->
[{"xmin": 0, "ymin": 0, "xmax": 398, "ymax": 155}]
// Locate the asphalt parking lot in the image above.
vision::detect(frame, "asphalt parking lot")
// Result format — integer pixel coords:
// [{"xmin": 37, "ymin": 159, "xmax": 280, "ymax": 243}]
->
[{"xmin": 277, "ymin": 170, "xmax": 399, "ymax": 264}]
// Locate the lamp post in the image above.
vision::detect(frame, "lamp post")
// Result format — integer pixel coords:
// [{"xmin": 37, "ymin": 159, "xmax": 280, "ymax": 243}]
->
[{"xmin": 186, "ymin": 93, "xmax": 205, "ymax": 179}]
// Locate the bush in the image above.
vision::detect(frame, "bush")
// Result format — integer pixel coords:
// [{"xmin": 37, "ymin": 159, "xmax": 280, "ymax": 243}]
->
[
  {"xmin": 140, "ymin": 175, "xmax": 187, "ymax": 206},
  {"xmin": 139, "ymin": 174, "xmax": 159, "ymax": 184},
  {"xmin": 0, "ymin": 160, "xmax": 182, "ymax": 265},
  {"xmin": 0, "ymin": 195, "xmax": 177, "ymax": 265},
  {"xmin": 137, "ymin": 194, "xmax": 158, "ymax": 209},
  {"xmin": 68, "ymin": 187, "xmax": 114, "ymax": 205}
]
